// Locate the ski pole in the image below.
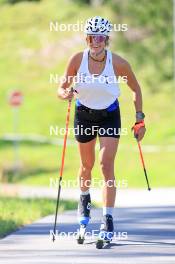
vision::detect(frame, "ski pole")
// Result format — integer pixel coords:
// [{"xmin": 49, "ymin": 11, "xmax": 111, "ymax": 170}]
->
[
  {"xmin": 136, "ymin": 139, "xmax": 151, "ymax": 191},
  {"xmin": 52, "ymin": 89, "xmax": 73, "ymax": 242}
]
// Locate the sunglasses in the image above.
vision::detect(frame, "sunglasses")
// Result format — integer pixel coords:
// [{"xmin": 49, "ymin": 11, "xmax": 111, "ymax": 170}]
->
[{"xmin": 87, "ymin": 35, "xmax": 106, "ymax": 44}]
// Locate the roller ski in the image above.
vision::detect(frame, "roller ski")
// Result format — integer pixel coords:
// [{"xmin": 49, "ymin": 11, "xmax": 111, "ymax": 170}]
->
[
  {"xmin": 77, "ymin": 193, "xmax": 91, "ymax": 244},
  {"xmin": 96, "ymin": 214, "xmax": 114, "ymax": 249}
]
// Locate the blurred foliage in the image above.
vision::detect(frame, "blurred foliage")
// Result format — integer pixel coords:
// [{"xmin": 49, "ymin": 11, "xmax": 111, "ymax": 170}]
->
[
  {"xmin": 0, "ymin": 0, "xmax": 40, "ymax": 4},
  {"xmin": 73, "ymin": 0, "xmax": 173, "ymax": 93},
  {"xmin": 73, "ymin": 0, "xmax": 91, "ymax": 5},
  {"xmin": 109, "ymin": 0, "xmax": 173, "ymax": 94},
  {"xmin": 0, "ymin": 0, "xmax": 173, "ymax": 136},
  {"xmin": 0, "ymin": 0, "xmax": 174, "ymax": 187}
]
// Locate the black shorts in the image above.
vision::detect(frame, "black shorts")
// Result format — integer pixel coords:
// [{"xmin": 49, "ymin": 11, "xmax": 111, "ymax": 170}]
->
[{"xmin": 74, "ymin": 104, "xmax": 121, "ymax": 143}]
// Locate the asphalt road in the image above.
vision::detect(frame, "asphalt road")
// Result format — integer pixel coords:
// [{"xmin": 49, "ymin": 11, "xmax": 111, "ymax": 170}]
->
[{"xmin": 0, "ymin": 206, "xmax": 175, "ymax": 264}]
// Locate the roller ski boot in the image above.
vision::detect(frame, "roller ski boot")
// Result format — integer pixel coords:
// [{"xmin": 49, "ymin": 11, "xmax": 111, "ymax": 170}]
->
[
  {"xmin": 96, "ymin": 214, "xmax": 114, "ymax": 249},
  {"xmin": 77, "ymin": 193, "xmax": 91, "ymax": 244}
]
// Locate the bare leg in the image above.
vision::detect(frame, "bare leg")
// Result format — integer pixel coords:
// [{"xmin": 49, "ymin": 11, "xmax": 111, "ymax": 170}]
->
[
  {"xmin": 98, "ymin": 137, "xmax": 119, "ymax": 208},
  {"xmin": 77, "ymin": 138, "xmax": 96, "ymax": 192}
]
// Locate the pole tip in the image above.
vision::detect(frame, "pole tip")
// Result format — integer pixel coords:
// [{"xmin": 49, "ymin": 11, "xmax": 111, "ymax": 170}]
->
[
  {"xmin": 148, "ymin": 188, "xmax": 151, "ymax": 191},
  {"xmin": 52, "ymin": 235, "xmax": 56, "ymax": 242}
]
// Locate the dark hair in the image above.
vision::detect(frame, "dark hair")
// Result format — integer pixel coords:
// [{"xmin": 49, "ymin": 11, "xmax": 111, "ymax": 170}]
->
[{"xmin": 105, "ymin": 36, "xmax": 109, "ymax": 46}]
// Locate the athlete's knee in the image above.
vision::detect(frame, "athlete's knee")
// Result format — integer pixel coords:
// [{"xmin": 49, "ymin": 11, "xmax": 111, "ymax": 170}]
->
[
  {"xmin": 100, "ymin": 159, "xmax": 114, "ymax": 177},
  {"xmin": 79, "ymin": 161, "xmax": 94, "ymax": 174}
]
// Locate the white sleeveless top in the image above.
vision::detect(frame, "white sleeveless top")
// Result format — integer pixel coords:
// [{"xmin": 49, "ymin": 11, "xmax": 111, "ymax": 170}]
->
[{"xmin": 74, "ymin": 49, "xmax": 120, "ymax": 109}]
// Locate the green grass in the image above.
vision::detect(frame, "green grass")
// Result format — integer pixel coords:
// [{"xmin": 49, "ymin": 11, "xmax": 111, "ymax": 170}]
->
[
  {"xmin": 0, "ymin": 0, "xmax": 173, "ymax": 140},
  {"xmin": 0, "ymin": 196, "xmax": 77, "ymax": 238},
  {"xmin": 0, "ymin": 0, "xmax": 174, "ymax": 188},
  {"xmin": 0, "ymin": 142, "xmax": 174, "ymax": 188}
]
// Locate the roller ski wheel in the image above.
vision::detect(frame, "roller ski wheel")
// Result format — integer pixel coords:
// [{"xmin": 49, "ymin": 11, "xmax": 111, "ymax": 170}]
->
[
  {"xmin": 77, "ymin": 224, "xmax": 86, "ymax": 244},
  {"xmin": 77, "ymin": 236, "xmax": 85, "ymax": 244},
  {"xmin": 96, "ymin": 231, "xmax": 113, "ymax": 249},
  {"xmin": 96, "ymin": 214, "xmax": 114, "ymax": 249},
  {"xmin": 96, "ymin": 239, "xmax": 104, "ymax": 249}
]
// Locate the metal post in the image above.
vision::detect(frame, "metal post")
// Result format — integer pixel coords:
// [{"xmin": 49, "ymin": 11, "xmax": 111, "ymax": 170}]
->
[{"xmin": 12, "ymin": 107, "xmax": 20, "ymax": 173}]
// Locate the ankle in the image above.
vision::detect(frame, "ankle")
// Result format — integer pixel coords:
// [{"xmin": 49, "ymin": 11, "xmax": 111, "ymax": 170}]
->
[
  {"xmin": 103, "ymin": 207, "xmax": 114, "ymax": 217},
  {"xmin": 80, "ymin": 189, "xmax": 90, "ymax": 195}
]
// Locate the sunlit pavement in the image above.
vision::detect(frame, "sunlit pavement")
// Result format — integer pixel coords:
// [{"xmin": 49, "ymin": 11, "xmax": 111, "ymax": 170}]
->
[
  {"xmin": 0, "ymin": 206, "xmax": 175, "ymax": 264},
  {"xmin": 0, "ymin": 185, "xmax": 175, "ymax": 207}
]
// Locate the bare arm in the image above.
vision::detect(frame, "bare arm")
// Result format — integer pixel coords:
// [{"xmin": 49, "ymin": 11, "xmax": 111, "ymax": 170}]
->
[
  {"xmin": 113, "ymin": 54, "xmax": 146, "ymax": 140},
  {"xmin": 114, "ymin": 55, "xmax": 143, "ymax": 122},
  {"xmin": 121, "ymin": 61, "xmax": 142, "ymax": 114},
  {"xmin": 57, "ymin": 52, "xmax": 82, "ymax": 100}
]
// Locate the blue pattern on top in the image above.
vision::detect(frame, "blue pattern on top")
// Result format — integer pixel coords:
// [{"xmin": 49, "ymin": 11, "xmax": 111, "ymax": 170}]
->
[{"xmin": 75, "ymin": 99, "xmax": 119, "ymax": 112}]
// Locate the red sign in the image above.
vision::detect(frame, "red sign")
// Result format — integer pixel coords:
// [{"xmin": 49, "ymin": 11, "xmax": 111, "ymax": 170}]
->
[{"xmin": 9, "ymin": 91, "xmax": 23, "ymax": 107}]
